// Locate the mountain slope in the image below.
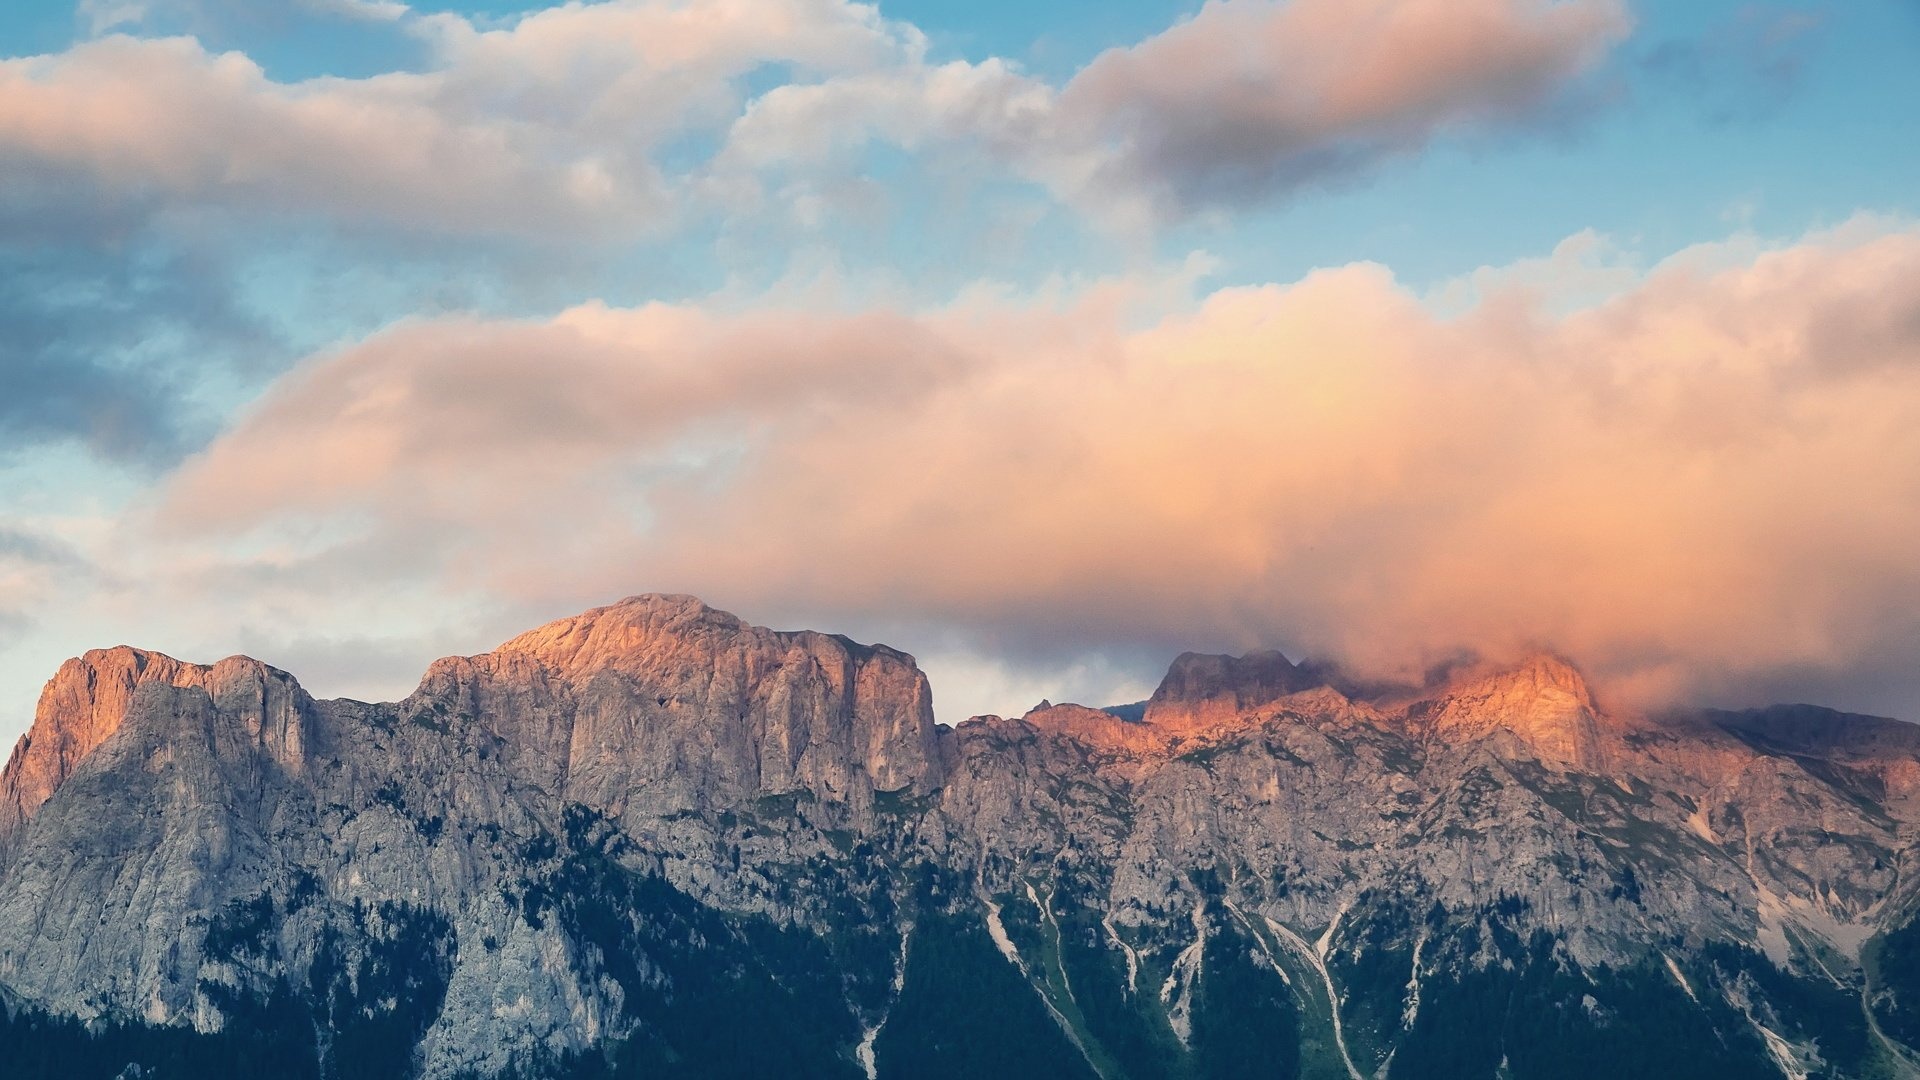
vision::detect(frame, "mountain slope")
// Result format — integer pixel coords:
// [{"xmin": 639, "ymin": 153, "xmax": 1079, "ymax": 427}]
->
[{"xmin": 3, "ymin": 594, "xmax": 1919, "ymax": 1079}]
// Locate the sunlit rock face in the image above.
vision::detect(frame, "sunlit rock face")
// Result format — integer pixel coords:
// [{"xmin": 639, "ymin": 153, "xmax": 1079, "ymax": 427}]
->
[
  {"xmin": 0, "ymin": 647, "xmax": 213, "ymax": 853},
  {"xmin": 413, "ymin": 594, "xmax": 943, "ymax": 816},
  {"xmin": 1411, "ymin": 652, "xmax": 1611, "ymax": 771},
  {"xmin": 3, "ymin": 595, "xmax": 1920, "ymax": 1079}
]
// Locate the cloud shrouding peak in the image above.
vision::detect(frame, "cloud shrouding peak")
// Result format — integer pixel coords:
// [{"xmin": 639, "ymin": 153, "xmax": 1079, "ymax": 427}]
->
[{"xmin": 130, "ymin": 219, "xmax": 1920, "ymax": 720}]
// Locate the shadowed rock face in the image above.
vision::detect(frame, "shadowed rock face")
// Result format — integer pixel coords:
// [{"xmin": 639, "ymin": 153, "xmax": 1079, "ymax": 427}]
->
[
  {"xmin": 3, "ymin": 595, "xmax": 1919, "ymax": 1079},
  {"xmin": 1144, "ymin": 650, "xmax": 1326, "ymax": 732}
]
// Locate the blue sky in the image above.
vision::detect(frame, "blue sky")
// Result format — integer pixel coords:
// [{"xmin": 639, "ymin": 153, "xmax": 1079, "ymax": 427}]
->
[{"xmin": 2, "ymin": 0, "xmax": 1919, "ymax": 743}]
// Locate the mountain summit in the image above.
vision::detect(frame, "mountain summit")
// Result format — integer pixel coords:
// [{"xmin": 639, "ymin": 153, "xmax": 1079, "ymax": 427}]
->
[
  {"xmin": 1413, "ymin": 651, "xmax": 1610, "ymax": 770},
  {"xmin": 2, "ymin": 595, "xmax": 1918, "ymax": 1079},
  {"xmin": 1143, "ymin": 649, "xmax": 1325, "ymax": 731}
]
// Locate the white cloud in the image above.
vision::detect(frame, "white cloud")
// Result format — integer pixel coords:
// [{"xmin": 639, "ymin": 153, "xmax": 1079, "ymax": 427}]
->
[
  {"xmin": 0, "ymin": 34, "xmax": 666, "ymax": 237},
  {"xmin": 78, "ymin": 0, "xmax": 150, "ymax": 34},
  {"xmin": 716, "ymin": 0, "xmax": 1634, "ymax": 229},
  {"xmin": 313, "ymin": 0, "xmax": 409, "ymax": 21},
  {"xmin": 6, "ymin": 0, "xmax": 1636, "ymax": 242}
]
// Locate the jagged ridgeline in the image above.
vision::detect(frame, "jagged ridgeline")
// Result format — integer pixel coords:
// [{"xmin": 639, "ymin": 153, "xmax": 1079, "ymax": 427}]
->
[{"xmin": 3, "ymin": 595, "xmax": 1920, "ymax": 1079}]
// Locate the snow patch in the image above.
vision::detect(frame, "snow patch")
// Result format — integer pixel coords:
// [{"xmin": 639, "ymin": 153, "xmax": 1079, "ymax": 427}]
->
[
  {"xmin": 1316, "ymin": 897, "xmax": 1353, "ymax": 961},
  {"xmin": 1724, "ymin": 976, "xmax": 1812, "ymax": 1080},
  {"xmin": 1754, "ymin": 885, "xmax": 1793, "ymax": 967},
  {"xmin": 982, "ymin": 884, "xmax": 1106, "ymax": 1078},
  {"xmin": 1029, "ymin": 882, "xmax": 1084, "ymax": 1014},
  {"xmin": 1748, "ymin": 878, "xmax": 1874, "ymax": 970},
  {"xmin": 1223, "ymin": 899, "xmax": 1289, "ymax": 987},
  {"xmin": 1781, "ymin": 889, "xmax": 1875, "ymax": 962}
]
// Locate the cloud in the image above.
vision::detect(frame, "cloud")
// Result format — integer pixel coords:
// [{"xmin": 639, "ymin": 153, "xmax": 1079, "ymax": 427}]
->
[
  {"xmin": 313, "ymin": 0, "xmax": 409, "ymax": 21},
  {"xmin": 0, "ymin": 34, "xmax": 665, "ymax": 239},
  {"xmin": 0, "ymin": 1, "xmax": 943, "ymax": 243},
  {"xmin": 6, "ymin": 0, "xmax": 1635, "ymax": 246},
  {"xmin": 1055, "ymin": 0, "xmax": 1633, "ymax": 218},
  {"xmin": 128, "ymin": 218, "xmax": 1920, "ymax": 720},
  {"xmin": 718, "ymin": 0, "xmax": 1633, "ymax": 229},
  {"xmin": 0, "ymin": 345, "xmax": 179, "ymax": 463},
  {"xmin": 0, "ymin": 527, "xmax": 91, "ymax": 650},
  {"xmin": 81, "ymin": 0, "xmax": 408, "ymax": 34},
  {"xmin": 155, "ymin": 301, "xmax": 969, "ymax": 534},
  {"xmin": 0, "ymin": 208, "xmax": 269, "ymax": 461},
  {"xmin": 1637, "ymin": 5, "xmax": 1825, "ymax": 125},
  {"xmin": 0, "ymin": 1, "xmax": 931, "ymax": 466}
]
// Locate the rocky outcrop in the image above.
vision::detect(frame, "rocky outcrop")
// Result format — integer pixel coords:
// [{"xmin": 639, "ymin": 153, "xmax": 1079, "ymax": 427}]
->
[
  {"xmin": 1142, "ymin": 649, "xmax": 1326, "ymax": 732},
  {"xmin": 0, "ymin": 655, "xmax": 314, "ymax": 1026},
  {"xmin": 0, "ymin": 647, "xmax": 221, "ymax": 855},
  {"xmin": 491, "ymin": 594, "xmax": 943, "ymax": 804},
  {"xmin": 1411, "ymin": 652, "xmax": 1612, "ymax": 770},
  {"xmin": 1019, "ymin": 702, "xmax": 1170, "ymax": 754},
  {"xmin": 3, "ymin": 595, "xmax": 1919, "ymax": 1079}
]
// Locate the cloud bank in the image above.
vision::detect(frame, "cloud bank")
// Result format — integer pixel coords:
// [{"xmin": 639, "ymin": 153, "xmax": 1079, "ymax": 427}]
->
[
  {"xmin": 0, "ymin": 0, "xmax": 1638, "ymax": 469},
  {"xmin": 0, "ymin": 1, "xmax": 1906, "ymax": 730},
  {"xmin": 0, "ymin": 0, "xmax": 1633, "ymax": 237},
  {"xmin": 130, "ymin": 218, "xmax": 1920, "ymax": 718}
]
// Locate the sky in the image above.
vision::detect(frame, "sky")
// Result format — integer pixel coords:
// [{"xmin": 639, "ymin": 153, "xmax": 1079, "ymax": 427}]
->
[{"xmin": 1, "ymin": 0, "xmax": 1918, "ymax": 742}]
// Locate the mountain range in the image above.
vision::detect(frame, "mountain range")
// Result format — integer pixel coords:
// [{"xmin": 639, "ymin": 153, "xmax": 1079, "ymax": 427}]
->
[{"xmin": 2, "ymin": 593, "xmax": 1919, "ymax": 1079}]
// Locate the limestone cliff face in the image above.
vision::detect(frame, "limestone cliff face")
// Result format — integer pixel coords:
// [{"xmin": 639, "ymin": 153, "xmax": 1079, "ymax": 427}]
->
[
  {"xmin": 1412, "ymin": 652, "xmax": 1611, "ymax": 770},
  {"xmin": 0, "ymin": 647, "xmax": 300, "ymax": 855},
  {"xmin": 0, "ymin": 655, "xmax": 313, "ymax": 1027},
  {"xmin": 3, "ymin": 596, "xmax": 1920, "ymax": 1080},
  {"xmin": 487, "ymin": 594, "xmax": 943, "ymax": 804},
  {"xmin": 0, "ymin": 595, "xmax": 949, "ymax": 1076}
]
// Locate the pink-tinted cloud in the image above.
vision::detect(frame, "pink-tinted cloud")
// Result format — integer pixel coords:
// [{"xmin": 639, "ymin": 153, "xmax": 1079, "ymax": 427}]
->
[
  {"xmin": 0, "ymin": 1, "xmax": 924, "ymax": 239},
  {"xmin": 719, "ymin": 0, "xmax": 1633, "ymax": 228},
  {"xmin": 1057, "ymin": 0, "xmax": 1632, "ymax": 216},
  {"xmin": 1, "ymin": 0, "xmax": 1635, "ymax": 240},
  {"xmin": 0, "ymin": 35, "xmax": 658, "ymax": 236},
  {"xmin": 141, "ymin": 219, "xmax": 1920, "ymax": 718}
]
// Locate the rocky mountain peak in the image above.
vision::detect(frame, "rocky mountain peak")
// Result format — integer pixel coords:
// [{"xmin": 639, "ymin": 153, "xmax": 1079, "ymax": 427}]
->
[
  {"xmin": 491, "ymin": 594, "xmax": 746, "ymax": 677},
  {"xmin": 4, "ymin": 599, "xmax": 1920, "ymax": 1079},
  {"xmin": 1020, "ymin": 701, "xmax": 1168, "ymax": 753},
  {"xmin": 0, "ymin": 646, "xmax": 212, "ymax": 851},
  {"xmin": 416, "ymin": 593, "xmax": 945, "ymax": 802},
  {"xmin": 1709, "ymin": 703, "xmax": 1920, "ymax": 761},
  {"xmin": 1142, "ymin": 648, "xmax": 1326, "ymax": 731},
  {"xmin": 0, "ymin": 647, "xmax": 319, "ymax": 858},
  {"xmin": 1414, "ymin": 650, "xmax": 1608, "ymax": 769},
  {"xmin": 1448, "ymin": 650, "xmax": 1596, "ymax": 711}
]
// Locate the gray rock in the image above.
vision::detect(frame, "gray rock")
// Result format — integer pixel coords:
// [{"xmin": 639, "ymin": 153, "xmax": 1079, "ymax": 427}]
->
[{"xmin": 3, "ymin": 594, "xmax": 1917, "ymax": 1076}]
